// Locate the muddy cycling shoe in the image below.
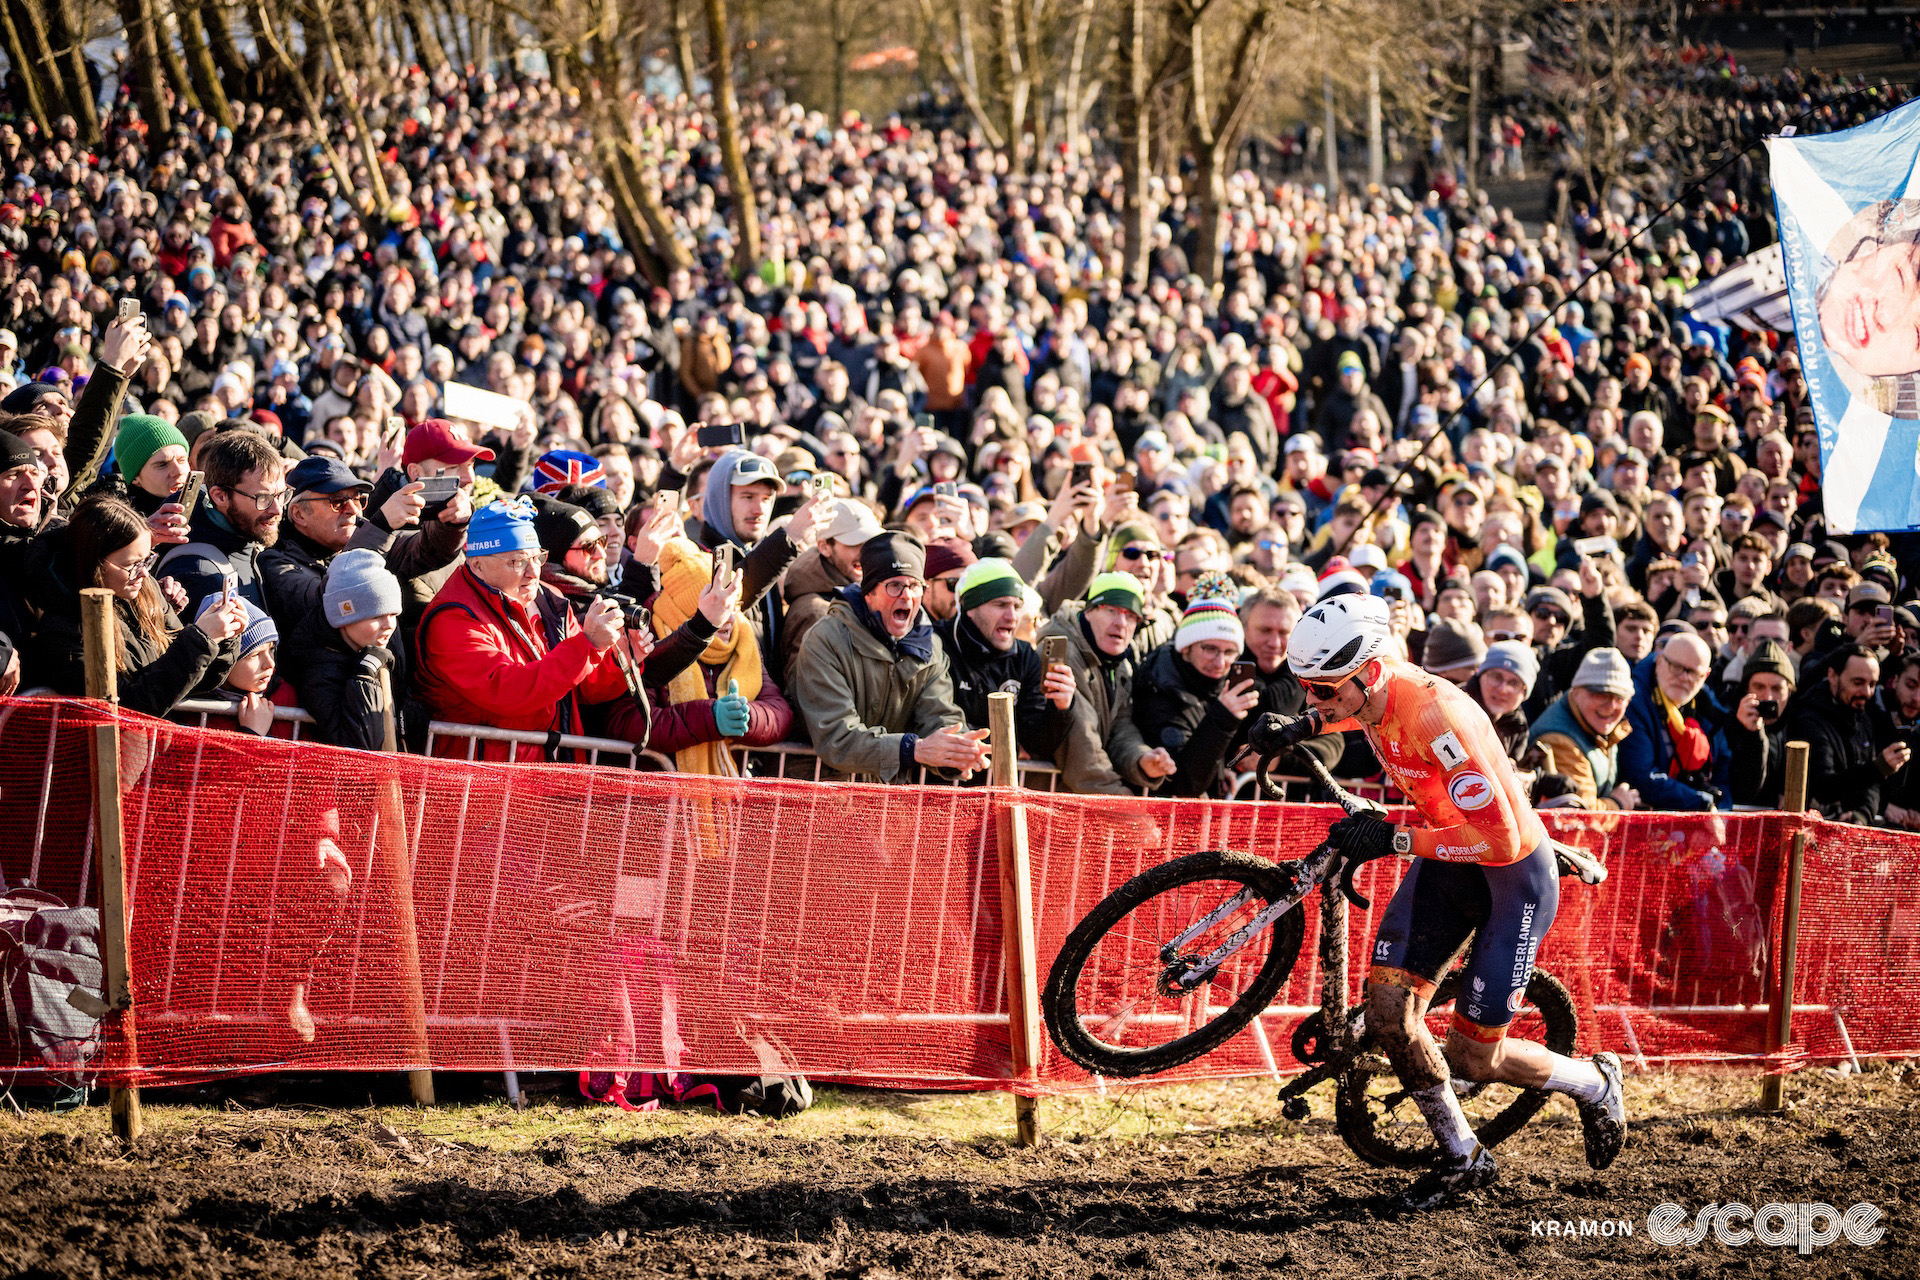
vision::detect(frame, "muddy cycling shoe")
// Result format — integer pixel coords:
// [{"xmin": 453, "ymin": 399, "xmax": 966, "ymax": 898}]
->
[
  {"xmin": 1386, "ymin": 1145, "xmax": 1498, "ymax": 1212},
  {"xmin": 1577, "ymin": 1051, "xmax": 1628, "ymax": 1170}
]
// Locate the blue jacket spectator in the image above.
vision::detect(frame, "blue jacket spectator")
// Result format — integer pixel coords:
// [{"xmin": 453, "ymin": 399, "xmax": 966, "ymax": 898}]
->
[{"xmin": 1618, "ymin": 634, "xmax": 1729, "ymax": 811}]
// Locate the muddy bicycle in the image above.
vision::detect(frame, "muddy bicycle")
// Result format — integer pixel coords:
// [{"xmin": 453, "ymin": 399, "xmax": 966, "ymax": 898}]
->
[{"xmin": 1042, "ymin": 750, "xmax": 1606, "ymax": 1167}]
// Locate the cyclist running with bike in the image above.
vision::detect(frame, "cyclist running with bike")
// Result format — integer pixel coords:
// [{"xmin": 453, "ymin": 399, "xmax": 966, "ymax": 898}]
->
[{"xmin": 1249, "ymin": 591, "xmax": 1626, "ymax": 1209}]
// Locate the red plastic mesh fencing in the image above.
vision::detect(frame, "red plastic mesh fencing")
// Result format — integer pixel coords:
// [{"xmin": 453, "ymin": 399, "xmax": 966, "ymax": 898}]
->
[{"xmin": 0, "ymin": 697, "xmax": 1911, "ymax": 1091}]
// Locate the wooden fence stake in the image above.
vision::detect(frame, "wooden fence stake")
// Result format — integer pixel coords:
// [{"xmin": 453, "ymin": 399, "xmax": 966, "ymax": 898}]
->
[
  {"xmin": 1760, "ymin": 740, "xmax": 1810, "ymax": 1111},
  {"xmin": 81, "ymin": 588, "xmax": 142, "ymax": 1143},
  {"xmin": 989, "ymin": 692, "xmax": 1041, "ymax": 1146},
  {"xmin": 376, "ymin": 668, "xmax": 436, "ymax": 1107}
]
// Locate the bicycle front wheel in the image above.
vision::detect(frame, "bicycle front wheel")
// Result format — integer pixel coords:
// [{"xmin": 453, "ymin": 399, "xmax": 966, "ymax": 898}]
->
[{"xmin": 1043, "ymin": 849, "xmax": 1306, "ymax": 1078}]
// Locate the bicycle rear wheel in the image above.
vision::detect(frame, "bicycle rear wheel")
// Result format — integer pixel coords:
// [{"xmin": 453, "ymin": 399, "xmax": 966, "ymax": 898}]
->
[
  {"xmin": 1333, "ymin": 967, "xmax": 1578, "ymax": 1169},
  {"xmin": 1043, "ymin": 849, "xmax": 1306, "ymax": 1078}
]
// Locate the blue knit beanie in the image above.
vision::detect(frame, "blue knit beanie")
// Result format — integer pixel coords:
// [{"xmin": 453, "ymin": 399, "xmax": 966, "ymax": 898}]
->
[{"xmin": 465, "ymin": 497, "xmax": 539, "ymax": 556}]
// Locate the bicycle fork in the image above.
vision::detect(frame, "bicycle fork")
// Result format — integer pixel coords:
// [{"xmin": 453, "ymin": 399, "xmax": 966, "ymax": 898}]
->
[{"xmin": 1160, "ymin": 845, "xmax": 1339, "ymax": 993}]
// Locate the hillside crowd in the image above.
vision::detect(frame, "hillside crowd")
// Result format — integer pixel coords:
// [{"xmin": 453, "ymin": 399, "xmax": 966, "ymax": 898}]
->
[{"xmin": 1, "ymin": 53, "xmax": 1918, "ymax": 831}]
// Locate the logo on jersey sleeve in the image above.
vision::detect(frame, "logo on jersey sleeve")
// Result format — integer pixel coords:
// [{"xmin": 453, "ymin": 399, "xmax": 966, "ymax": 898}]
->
[
  {"xmin": 1430, "ymin": 730, "xmax": 1470, "ymax": 771},
  {"xmin": 1448, "ymin": 770, "xmax": 1495, "ymax": 811}
]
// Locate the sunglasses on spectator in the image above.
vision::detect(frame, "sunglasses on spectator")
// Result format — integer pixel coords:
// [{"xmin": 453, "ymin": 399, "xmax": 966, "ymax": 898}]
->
[
  {"xmin": 931, "ymin": 573, "xmax": 963, "ymax": 590},
  {"xmin": 1486, "ymin": 629, "xmax": 1527, "ymax": 642},
  {"xmin": 879, "ymin": 577, "xmax": 925, "ymax": 598},
  {"xmin": 1121, "ymin": 546, "xmax": 1167, "ymax": 562},
  {"xmin": 1531, "ymin": 609, "xmax": 1570, "ymax": 626},
  {"xmin": 301, "ymin": 491, "xmax": 367, "ymax": 513}
]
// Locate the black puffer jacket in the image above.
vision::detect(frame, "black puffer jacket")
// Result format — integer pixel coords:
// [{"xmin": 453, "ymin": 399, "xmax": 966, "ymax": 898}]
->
[
  {"xmin": 284, "ymin": 620, "xmax": 414, "ymax": 752},
  {"xmin": 24, "ymin": 525, "xmax": 236, "ymax": 715},
  {"xmin": 1130, "ymin": 643, "xmax": 1247, "ymax": 798},
  {"xmin": 933, "ymin": 613, "xmax": 1069, "ymax": 760}
]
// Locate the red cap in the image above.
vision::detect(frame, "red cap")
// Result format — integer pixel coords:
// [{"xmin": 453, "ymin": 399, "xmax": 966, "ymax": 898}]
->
[{"xmin": 404, "ymin": 418, "xmax": 495, "ymax": 468}]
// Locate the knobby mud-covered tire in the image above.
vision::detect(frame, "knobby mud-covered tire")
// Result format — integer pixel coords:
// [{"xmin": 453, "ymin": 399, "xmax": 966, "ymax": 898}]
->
[
  {"xmin": 1332, "ymin": 967, "xmax": 1579, "ymax": 1169},
  {"xmin": 1043, "ymin": 850, "xmax": 1307, "ymax": 1078}
]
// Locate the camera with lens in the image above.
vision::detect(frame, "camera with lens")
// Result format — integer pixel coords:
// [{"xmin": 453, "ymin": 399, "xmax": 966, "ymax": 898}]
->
[
  {"xmin": 603, "ymin": 592, "xmax": 651, "ymax": 631},
  {"xmin": 1755, "ymin": 699, "xmax": 1781, "ymax": 721}
]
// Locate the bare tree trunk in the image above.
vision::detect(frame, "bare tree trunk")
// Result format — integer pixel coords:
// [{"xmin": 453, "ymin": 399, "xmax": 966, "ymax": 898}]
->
[
  {"xmin": 670, "ymin": 0, "xmax": 699, "ymax": 97},
  {"xmin": 957, "ymin": 0, "xmax": 980, "ymax": 105},
  {"xmin": 829, "ymin": 0, "xmax": 848, "ymax": 121},
  {"xmin": 400, "ymin": 4, "xmax": 449, "ymax": 73},
  {"xmin": 116, "ymin": 0, "xmax": 172, "ymax": 132},
  {"xmin": 993, "ymin": 0, "xmax": 1027, "ymax": 167},
  {"xmin": 1192, "ymin": 5, "xmax": 1272, "ymax": 285},
  {"xmin": 254, "ymin": 1, "xmax": 357, "ymax": 199},
  {"xmin": 701, "ymin": 0, "xmax": 760, "ymax": 269},
  {"xmin": 205, "ymin": 0, "xmax": 254, "ymax": 95},
  {"xmin": 176, "ymin": 0, "xmax": 235, "ymax": 125},
  {"xmin": 46, "ymin": 0, "xmax": 101, "ymax": 139},
  {"xmin": 1061, "ymin": 0, "xmax": 1095, "ymax": 161},
  {"xmin": 1116, "ymin": 0, "xmax": 1152, "ymax": 287},
  {"xmin": 0, "ymin": 0, "xmax": 53, "ymax": 132},
  {"xmin": 153, "ymin": 0, "xmax": 200, "ymax": 112},
  {"xmin": 316, "ymin": 0, "xmax": 391, "ymax": 209},
  {"xmin": 916, "ymin": 0, "xmax": 1004, "ymax": 147}
]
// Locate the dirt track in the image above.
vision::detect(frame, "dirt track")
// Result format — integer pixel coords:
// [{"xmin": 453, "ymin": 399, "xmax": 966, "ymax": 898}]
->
[{"xmin": 1, "ymin": 1069, "xmax": 1915, "ymax": 1279}]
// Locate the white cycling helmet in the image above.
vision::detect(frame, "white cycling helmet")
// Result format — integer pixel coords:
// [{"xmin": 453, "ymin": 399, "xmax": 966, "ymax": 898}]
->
[{"xmin": 1287, "ymin": 591, "xmax": 1394, "ymax": 682}]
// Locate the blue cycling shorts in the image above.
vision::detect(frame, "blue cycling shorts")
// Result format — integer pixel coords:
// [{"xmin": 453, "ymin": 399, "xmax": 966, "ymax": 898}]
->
[{"xmin": 1366, "ymin": 841, "xmax": 1560, "ymax": 1042}]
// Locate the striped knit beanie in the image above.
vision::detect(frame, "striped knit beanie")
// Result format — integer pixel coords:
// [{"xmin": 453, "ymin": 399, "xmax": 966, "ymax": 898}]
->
[{"xmin": 1175, "ymin": 596, "xmax": 1245, "ymax": 652}]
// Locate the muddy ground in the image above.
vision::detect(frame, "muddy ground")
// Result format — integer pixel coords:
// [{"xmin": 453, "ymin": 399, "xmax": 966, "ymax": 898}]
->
[{"xmin": 1, "ymin": 1068, "xmax": 1915, "ymax": 1279}]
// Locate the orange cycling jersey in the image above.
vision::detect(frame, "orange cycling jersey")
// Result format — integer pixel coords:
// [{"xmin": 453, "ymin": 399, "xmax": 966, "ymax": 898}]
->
[{"xmin": 1320, "ymin": 658, "xmax": 1547, "ymax": 867}]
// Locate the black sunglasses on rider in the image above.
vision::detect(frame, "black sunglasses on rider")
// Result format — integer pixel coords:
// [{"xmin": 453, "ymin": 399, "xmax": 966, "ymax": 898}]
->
[{"xmin": 1300, "ymin": 671, "xmax": 1359, "ymax": 700}]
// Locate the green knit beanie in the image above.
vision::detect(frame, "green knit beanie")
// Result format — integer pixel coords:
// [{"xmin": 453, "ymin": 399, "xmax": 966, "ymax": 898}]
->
[
  {"xmin": 115, "ymin": 414, "xmax": 189, "ymax": 482},
  {"xmin": 957, "ymin": 557, "xmax": 1025, "ymax": 613},
  {"xmin": 1086, "ymin": 571, "xmax": 1146, "ymax": 617}
]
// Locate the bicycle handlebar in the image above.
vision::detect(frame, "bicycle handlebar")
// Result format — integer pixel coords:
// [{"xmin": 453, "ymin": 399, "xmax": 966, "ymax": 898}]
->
[{"xmin": 1255, "ymin": 748, "xmax": 1609, "ymax": 888}]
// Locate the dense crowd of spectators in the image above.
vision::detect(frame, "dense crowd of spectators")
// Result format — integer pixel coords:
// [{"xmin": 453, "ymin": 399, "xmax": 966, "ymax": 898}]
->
[{"xmin": 2, "ymin": 51, "xmax": 1919, "ymax": 826}]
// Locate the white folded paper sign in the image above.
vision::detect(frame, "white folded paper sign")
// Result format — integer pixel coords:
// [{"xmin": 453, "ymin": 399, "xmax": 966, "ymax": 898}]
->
[{"xmin": 441, "ymin": 381, "xmax": 529, "ymax": 431}]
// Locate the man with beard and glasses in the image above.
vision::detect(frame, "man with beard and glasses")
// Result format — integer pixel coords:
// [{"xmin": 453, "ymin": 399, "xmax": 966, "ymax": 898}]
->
[{"xmin": 157, "ymin": 427, "xmax": 287, "ymax": 618}]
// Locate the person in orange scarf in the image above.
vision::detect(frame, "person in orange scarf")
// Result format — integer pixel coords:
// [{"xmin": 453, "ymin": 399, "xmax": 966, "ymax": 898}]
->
[{"xmin": 643, "ymin": 537, "xmax": 795, "ymax": 774}]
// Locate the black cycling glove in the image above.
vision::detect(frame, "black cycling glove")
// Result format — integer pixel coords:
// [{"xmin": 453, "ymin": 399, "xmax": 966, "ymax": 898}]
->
[
  {"xmin": 1325, "ymin": 811, "xmax": 1398, "ymax": 909},
  {"xmin": 1247, "ymin": 709, "xmax": 1323, "ymax": 757}
]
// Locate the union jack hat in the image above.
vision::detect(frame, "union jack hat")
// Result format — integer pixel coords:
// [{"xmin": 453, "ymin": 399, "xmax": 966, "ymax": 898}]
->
[{"xmin": 534, "ymin": 449, "xmax": 605, "ymax": 494}]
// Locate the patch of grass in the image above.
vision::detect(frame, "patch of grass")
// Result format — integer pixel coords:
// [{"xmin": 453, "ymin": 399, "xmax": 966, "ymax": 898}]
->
[{"xmin": 5, "ymin": 1062, "xmax": 1915, "ymax": 1156}]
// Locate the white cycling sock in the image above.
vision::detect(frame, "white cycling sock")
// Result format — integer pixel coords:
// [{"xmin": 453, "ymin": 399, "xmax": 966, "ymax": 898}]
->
[
  {"xmin": 1410, "ymin": 1083, "xmax": 1478, "ymax": 1161},
  {"xmin": 1544, "ymin": 1054, "xmax": 1608, "ymax": 1102}
]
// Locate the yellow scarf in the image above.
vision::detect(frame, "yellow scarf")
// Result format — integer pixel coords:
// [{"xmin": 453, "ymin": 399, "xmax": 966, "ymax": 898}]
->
[{"xmin": 653, "ymin": 538, "xmax": 763, "ymax": 778}]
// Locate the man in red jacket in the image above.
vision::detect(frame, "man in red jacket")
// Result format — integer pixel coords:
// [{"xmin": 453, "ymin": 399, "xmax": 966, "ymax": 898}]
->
[{"xmin": 415, "ymin": 498, "xmax": 632, "ymax": 761}]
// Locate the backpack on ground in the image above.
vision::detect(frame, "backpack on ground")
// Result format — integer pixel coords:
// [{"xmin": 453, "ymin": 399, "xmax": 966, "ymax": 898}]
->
[{"xmin": 0, "ymin": 887, "xmax": 108, "ymax": 1107}]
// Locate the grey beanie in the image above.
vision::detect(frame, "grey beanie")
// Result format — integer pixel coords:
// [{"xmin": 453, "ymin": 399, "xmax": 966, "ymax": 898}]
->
[
  {"xmin": 1421, "ymin": 617, "xmax": 1487, "ymax": 675},
  {"xmin": 1478, "ymin": 640, "xmax": 1540, "ymax": 695},
  {"xmin": 323, "ymin": 548, "xmax": 402, "ymax": 628},
  {"xmin": 1571, "ymin": 647, "xmax": 1634, "ymax": 698}
]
